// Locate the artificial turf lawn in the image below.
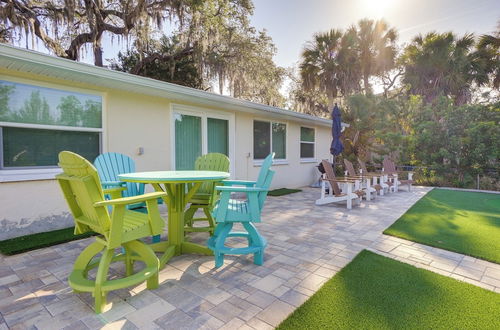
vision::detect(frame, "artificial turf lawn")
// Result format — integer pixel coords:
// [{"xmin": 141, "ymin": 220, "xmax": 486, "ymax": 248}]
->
[
  {"xmin": 268, "ymin": 188, "xmax": 302, "ymax": 196},
  {"xmin": 0, "ymin": 227, "xmax": 95, "ymax": 255},
  {"xmin": 383, "ymin": 188, "xmax": 500, "ymax": 263},
  {"xmin": 278, "ymin": 250, "xmax": 500, "ymax": 330}
]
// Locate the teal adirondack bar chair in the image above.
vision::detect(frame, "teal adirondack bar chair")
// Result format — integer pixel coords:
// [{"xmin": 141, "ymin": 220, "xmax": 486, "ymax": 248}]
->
[
  {"xmin": 94, "ymin": 152, "xmax": 160, "ymax": 243},
  {"xmin": 56, "ymin": 151, "xmax": 166, "ymax": 313},
  {"xmin": 94, "ymin": 152, "xmax": 145, "ymax": 208},
  {"xmin": 208, "ymin": 153, "xmax": 275, "ymax": 267},
  {"xmin": 184, "ymin": 153, "xmax": 230, "ymax": 236}
]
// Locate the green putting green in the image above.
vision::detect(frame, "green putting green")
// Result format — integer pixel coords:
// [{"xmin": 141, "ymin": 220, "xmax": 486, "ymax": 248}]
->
[
  {"xmin": 384, "ymin": 188, "xmax": 500, "ymax": 263},
  {"xmin": 268, "ymin": 188, "xmax": 302, "ymax": 196},
  {"xmin": 278, "ymin": 250, "xmax": 500, "ymax": 330},
  {"xmin": 0, "ymin": 227, "xmax": 95, "ymax": 255}
]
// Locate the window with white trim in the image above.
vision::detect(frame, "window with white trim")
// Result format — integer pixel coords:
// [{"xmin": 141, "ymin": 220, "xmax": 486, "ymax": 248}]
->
[
  {"xmin": 253, "ymin": 120, "xmax": 286, "ymax": 160},
  {"xmin": 0, "ymin": 80, "xmax": 102, "ymax": 169},
  {"xmin": 300, "ymin": 127, "xmax": 315, "ymax": 159}
]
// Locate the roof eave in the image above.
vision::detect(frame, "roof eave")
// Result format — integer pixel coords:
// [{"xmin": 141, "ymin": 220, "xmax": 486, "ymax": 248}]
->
[{"xmin": 0, "ymin": 44, "xmax": 341, "ymax": 127}]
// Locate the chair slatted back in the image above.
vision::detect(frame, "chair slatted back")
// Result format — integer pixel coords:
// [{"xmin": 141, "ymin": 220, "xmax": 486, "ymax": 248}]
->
[
  {"xmin": 258, "ymin": 169, "xmax": 275, "ymax": 209},
  {"xmin": 94, "ymin": 152, "xmax": 141, "ymax": 197},
  {"xmin": 383, "ymin": 157, "xmax": 396, "ymax": 174},
  {"xmin": 57, "ymin": 151, "xmax": 111, "ymax": 235},
  {"xmin": 253, "ymin": 153, "xmax": 275, "ymax": 209},
  {"xmin": 343, "ymin": 159, "xmax": 357, "ymax": 176},
  {"xmin": 195, "ymin": 153, "xmax": 230, "ymax": 194},
  {"xmin": 322, "ymin": 160, "xmax": 342, "ymax": 196},
  {"xmin": 256, "ymin": 153, "xmax": 274, "ymax": 187}
]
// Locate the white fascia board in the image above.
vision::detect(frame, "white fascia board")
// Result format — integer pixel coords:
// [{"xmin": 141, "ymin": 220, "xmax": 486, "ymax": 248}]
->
[{"xmin": 0, "ymin": 44, "xmax": 344, "ymax": 128}]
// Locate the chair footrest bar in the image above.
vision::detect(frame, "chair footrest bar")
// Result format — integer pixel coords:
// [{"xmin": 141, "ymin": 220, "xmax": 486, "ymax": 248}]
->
[
  {"xmin": 69, "ymin": 266, "xmax": 158, "ymax": 292},
  {"xmin": 207, "ymin": 244, "xmax": 262, "ymax": 255}
]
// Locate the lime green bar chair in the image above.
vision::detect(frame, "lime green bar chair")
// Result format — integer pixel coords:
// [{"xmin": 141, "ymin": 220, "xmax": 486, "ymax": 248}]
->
[
  {"xmin": 56, "ymin": 151, "xmax": 166, "ymax": 313},
  {"xmin": 208, "ymin": 153, "xmax": 274, "ymax": 267},
  {"xmin": 184, "ymin": 153, "xmax": 230, "ymax": 236}
]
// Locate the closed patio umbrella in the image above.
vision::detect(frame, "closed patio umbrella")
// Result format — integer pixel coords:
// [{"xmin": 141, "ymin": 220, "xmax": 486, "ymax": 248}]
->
[{"xmin": 330, "ymin": 103, "xmax": 344, "ymax": 156}]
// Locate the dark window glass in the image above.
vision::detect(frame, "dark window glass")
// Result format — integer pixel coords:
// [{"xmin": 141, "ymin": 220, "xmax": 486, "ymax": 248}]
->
[
  {"xmin": 300, "ymin": 127, "xmax": 315, "ymax": 142},
  {"xmin": 300, "ymin": 143, "xmax": 314, "ymax": 158},
  {"xmin": 300, "ymin": 127, "xmax": 315, "ymax": 158},
  {"xmin": 2, "ymin": 127, "xmax": 100, "ymax": 167},
  {"xmin": 272, "ymin": 123, "xmax": 286, "ymax": 159},
  {"xmin": 253, "ymin": 121, "xmax": 271, "ymax": 159}
]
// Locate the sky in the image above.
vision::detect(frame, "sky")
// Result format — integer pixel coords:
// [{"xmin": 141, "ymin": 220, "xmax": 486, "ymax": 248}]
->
[
  {"xmin": 10, "ymin": 0, "xmax": 499, "ymax": 95},
  {"xmin": 250, "ymin": 0, "xmax": 500, "ymax": 69}
]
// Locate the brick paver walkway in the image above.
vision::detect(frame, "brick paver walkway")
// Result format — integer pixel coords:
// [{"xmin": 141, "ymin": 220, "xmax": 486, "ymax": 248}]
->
[{"xmin": 0, "ymin": 186, "xmax": 498, "ymax": 329}]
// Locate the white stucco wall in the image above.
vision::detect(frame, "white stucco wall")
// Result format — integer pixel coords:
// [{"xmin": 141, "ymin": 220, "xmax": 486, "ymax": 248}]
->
[{"xmin": 0, "ymin": 69, "xmax": 332, "ymax": 239}]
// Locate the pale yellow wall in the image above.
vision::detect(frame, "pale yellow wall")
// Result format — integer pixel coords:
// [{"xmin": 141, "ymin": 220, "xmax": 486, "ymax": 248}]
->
[
  {"xmin": 0, "ymin": 69, "xmax": 332, "ymax": 238},
  {"xmin": 105, "ymin": 92, "xmax": 171, "ymax": 171},
  {"xmin": 233, "ymin": 111, "xmax": 332, "ymax": 189}
]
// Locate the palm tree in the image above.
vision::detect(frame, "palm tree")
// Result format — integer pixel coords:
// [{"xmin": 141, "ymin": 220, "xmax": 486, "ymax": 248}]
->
[
  {"xmin": 300, "ymin": 29, "xmax": 361, "ymax": 109},
  {"xmin": 402, "ymin": 32, "xmax": 489, "ymax": 104},
  {"xmin": 355, "ymin": 19, "xmax": 398, "ymax": 95},
  {"xmin": 477, "ymin": 25, "xmax": 500, "ymax": 89}
]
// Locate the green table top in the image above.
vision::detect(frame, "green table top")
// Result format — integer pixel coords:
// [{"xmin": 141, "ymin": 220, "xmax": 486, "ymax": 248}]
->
[{"xmin": 118, "ymin": 171, "xmax": 230, "ymax": 183}]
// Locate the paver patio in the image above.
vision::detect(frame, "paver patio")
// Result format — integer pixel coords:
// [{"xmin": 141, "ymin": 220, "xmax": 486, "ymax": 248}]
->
[{"xmin": 1, "ymin": 186, "xmax": 499, "ymax": 329}]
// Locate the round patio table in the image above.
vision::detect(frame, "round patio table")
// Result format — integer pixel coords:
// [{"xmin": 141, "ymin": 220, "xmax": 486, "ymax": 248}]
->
[{"xmin": 118, "ymin": 170, "xmax": 230, "ymax": 268}]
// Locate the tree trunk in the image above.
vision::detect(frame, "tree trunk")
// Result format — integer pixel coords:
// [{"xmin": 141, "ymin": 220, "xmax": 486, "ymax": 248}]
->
[
  {"xmin": 93, "ymin": 45, "xmax": 103, "ymax": 67},
  {"xmin": 363, "ymin": 74, "xmax": 371, "ymax": 95}
]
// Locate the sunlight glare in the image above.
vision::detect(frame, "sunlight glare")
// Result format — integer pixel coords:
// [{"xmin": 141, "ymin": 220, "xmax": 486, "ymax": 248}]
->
[{"xmin": 361, "ymin": 0, "xmax": 395, "ymax": 18}]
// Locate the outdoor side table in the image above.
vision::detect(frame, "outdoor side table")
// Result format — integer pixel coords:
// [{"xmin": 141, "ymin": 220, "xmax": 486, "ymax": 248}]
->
[{"xmin": 118, "ymin": 170, "xmax": 230, "ymax": 268}]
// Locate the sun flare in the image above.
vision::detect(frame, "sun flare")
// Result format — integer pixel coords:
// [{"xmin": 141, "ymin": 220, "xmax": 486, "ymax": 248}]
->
[{"xmin": 361, "ymin": 0, "xmax": 395, "ymax": 18}]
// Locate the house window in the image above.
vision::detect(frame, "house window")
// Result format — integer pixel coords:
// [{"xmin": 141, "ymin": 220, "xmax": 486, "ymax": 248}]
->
[
  {"xmin": 253, "ymin": 120, "xmax": 286, "ymax": 160},
  {"xmin": 173, "ymin": 106, "xmax": 232, "ymax": 170},
  {"xmin": 300, "ymin": 127, "xmax": 315, "ymax": 159},
  {"xmin": 0, "ymin": 80, "xmax": 102, "ymax": 169}
]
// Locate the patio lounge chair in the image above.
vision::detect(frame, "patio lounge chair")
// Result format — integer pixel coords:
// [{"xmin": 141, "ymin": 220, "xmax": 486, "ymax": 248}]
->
[
  {"xmin": 343, "ymin": 159, "xmax": 380, "ymax": 200},
  {"xmin": 358, "ymin": 159, "xmax": 392, "ymax": 194},
  {"xmin": 56, "ymin": 151, "xmax": 165, "ymax": 313},
  {"xmin": 184, "ymin": 153, "xmax": 230, "ymax": 236},
  {"xmin": 383, "ymin": 157, "xmax": 414, "ymax": 191},
  {"xmin": 207, "ymin": 153, "xmax": 275, "ymax": 268},
  {"xmin": 315, "ymin": 160, "xmax": 362, "ymax": 209}
]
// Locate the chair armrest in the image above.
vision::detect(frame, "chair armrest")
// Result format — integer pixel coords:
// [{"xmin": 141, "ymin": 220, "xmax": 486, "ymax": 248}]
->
[
  {"xmin": 103, "ymin": 186, "xmax": 126, "ymax": 193},
  {"xmin": 102, "ymin": 180, "xmax": 125, "ymax": 187},
  {"xmin": 325, "ymin": 178, "xmax": 357, "ymax": 183},
  {"xmin": 215, "ymin": 186, "xmax": 267, "ymax": 193},
  {"xmin": 222, "ymin": 180, "xmax": 256, "ymax": 186},
  {"xmin": 103, "ymin": 186, "xmax": 126, "ymax": 200},
  {"xmin": 94, "ymin": 192, "xmax": 167, "ymax": 207}
]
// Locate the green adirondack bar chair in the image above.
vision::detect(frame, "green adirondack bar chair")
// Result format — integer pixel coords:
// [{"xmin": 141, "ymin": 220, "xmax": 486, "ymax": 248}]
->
[
  {"xmin": 184, "ymin": 153, "xmax": 230, "ymax": 236},
  {"xmin": 208, "ymin": 153, "xmax": 275, "ymax": 268},
  {"xmin": 56, "ymin": 151, "xmax": 166, "ymax": 313}
]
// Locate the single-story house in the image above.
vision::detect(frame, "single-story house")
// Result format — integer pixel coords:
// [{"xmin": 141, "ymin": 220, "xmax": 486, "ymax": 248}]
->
[{"xmin": 0, "ymin": 43, "xmax": 344, "ymax": 240}]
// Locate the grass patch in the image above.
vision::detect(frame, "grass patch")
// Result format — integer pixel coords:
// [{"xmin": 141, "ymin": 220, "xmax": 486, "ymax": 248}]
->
[
  {"xmin": 278, "ymin": 250, "xmax": 500, "ymax": 329},
  {"xmin": 384, "ymin": 189, "xmax": 500, "ymax": 263},
  {"xmin": 268, "ymin": 188, "xmax": 302, "ymax": 196},
  {"xmin": 0, "ymin": 227, "xmax": 95, "ymax": 255}
]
